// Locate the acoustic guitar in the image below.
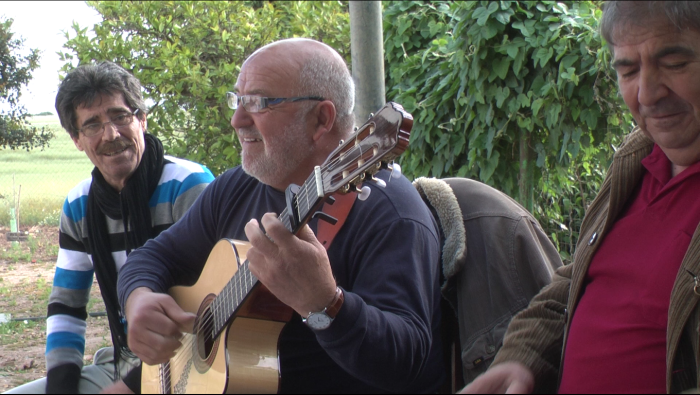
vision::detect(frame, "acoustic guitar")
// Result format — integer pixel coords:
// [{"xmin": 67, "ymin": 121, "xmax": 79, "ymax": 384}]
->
[{"xmin": 141, "ymin": 102, "xmax": 413, "ymax": 394}]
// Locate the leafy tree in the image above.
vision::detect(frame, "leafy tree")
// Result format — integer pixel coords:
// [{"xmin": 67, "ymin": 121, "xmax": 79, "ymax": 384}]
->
[
  {"xmin": 60, "ymin": 1, "xmax": 350, "ymax": 175},
  {"xmin": 384, "ymin": 1, "xmax": 633, "ymax": 260},
  {"xmin": 0, "ymin": 17, "xmax": 52, "ymax": 151}
]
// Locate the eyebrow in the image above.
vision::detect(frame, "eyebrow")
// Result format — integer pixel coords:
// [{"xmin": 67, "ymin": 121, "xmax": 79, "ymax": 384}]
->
[
  {"xmin": 80, "ymin": 107, "xmax": 131, "ymax": 126},
  {"xmin": 232, "ymin": 88, "xmax": 270, "ymax": 96},
  {"xmin": 612, "ymin": 46, "xmax": 696, "ymax": 69}
]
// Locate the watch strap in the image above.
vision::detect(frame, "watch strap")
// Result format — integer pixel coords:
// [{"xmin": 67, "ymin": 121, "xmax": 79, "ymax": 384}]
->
[{"xmin": 325, "ymin": 287, "xmax": 344, "ymax": 319}]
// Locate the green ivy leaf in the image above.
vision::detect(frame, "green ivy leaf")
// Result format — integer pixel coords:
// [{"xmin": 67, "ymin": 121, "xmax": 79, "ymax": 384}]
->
[
  {"xmin": 480, "ymin": 151, "xmax": 500, "ymax": 182},
  {"xmin": 493, "ymin": 58, "xmax": 511, "ymax": 80}
]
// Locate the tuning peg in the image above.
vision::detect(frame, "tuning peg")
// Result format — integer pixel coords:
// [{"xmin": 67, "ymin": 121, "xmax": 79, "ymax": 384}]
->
[
  {"xmin": 357, "ymin": 185, "xmax": 372, "ymax": 201},
  {"xmin": 367, "ymin": 113, "xmax": 374, "ymax": 120},
  {"xmin": 338, "ymin": 139, "xmax": 345, "ymax": 146},
  {"xmin": 390, "ymin": 163, "xmax": 402, "ymax": 179},
  {"xmin": 313, "ymin": 212, "xmax": 338, "ymax": 225},
  {"xmin": 372, "ymin": 177, "xmax": 387, "ymax": 188}
]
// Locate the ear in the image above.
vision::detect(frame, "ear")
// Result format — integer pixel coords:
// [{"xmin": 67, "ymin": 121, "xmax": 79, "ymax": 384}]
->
[
  {"xmin": 311, "ymin": 100, "xmax": 337, "ymax": 142},
  {"xmin": 72, "ymin": 135, "xmax": 85, "ymax": 152},
  {"xmin": 139, "ymin": 113, "xmax": 148, "ymax": 133}
]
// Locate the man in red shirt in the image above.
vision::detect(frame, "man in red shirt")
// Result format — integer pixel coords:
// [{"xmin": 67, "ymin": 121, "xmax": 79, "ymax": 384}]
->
[{"xmin": 462, "ymin": 1, "xmax": 700, "ymax": 393}]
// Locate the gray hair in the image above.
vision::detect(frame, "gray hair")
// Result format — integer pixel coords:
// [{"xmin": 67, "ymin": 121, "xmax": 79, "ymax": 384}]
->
[
  {"xmin": 601, "ymin": 1, "xmax": 700, "ymax": 46},
  {"xmin": 297, "ymin": 53, "xmax": 355, "ymax": 136},
  {"xmin": 55, "ymin": 61, "xmax": 147, "ymax": 138}
]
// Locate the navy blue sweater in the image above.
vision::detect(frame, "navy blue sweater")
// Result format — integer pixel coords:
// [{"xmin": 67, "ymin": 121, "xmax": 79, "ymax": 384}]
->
[{"xmin": 118, "ymin": 167, "xmax": 445, "ymax": 393}]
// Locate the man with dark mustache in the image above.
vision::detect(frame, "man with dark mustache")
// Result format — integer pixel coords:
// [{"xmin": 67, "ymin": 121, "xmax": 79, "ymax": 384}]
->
[
  {"xmin": 5, "ymin": 61, "xmax": 214, "ymax": 394},
  {"xmin": 461, "ymin": 1, "xmax": 700, "ymax": 393}
]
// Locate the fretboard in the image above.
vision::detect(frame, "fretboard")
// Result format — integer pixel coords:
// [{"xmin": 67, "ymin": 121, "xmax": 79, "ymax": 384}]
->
[{"xmin": 211, "ymin": 258, "xmax": 259, "ymax": 337}]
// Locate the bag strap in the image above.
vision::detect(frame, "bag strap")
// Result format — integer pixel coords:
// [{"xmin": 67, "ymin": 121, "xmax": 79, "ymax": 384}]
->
[{"xmin": 317, "ymin": 192, "xmax": 356, "ymax": 251}]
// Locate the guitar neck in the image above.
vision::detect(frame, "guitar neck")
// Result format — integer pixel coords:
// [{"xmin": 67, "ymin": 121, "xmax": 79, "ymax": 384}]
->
[{"xmin": 210, "ymin": 259, "xmax": 258, "ymax": 337}]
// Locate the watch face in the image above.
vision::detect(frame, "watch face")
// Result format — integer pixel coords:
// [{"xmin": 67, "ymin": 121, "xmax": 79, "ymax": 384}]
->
[{"xmin": 306, "ymin": 313, "xmax": 332, "ymax": 330}]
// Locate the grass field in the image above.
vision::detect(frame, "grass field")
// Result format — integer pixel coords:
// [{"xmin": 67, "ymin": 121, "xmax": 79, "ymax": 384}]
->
[{"xmin": 0, "ymin": 116, "xmax": 94, "ymax": 227}]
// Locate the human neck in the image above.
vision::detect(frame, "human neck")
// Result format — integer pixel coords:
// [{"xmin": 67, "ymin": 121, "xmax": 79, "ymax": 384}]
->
[
  {"xmin": 653, "ymin": 135, "xmax": 700, "ymax": 178},
  {"xmin": 672, "ymin": 163, "xmax": 689, "ymax": 178},
  {"xmin": 663, "ymin": 147, "xmax": 700, "ymax": 178},
  {"xmin": 105, "ymin": 176, "xmax": 128, "ymax": 192}
]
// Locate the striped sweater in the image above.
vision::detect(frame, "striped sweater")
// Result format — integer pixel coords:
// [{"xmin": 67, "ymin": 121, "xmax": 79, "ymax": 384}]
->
[{"xmin": 47, "ymin": 156, "xmax": 214, "ymax": 391}]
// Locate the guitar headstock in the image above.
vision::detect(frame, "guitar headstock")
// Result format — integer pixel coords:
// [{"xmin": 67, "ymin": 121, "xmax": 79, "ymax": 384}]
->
[
  {"xmin": 321, "ymin": 102, "xmax": 413, "ymax": 195},
  {"xmin": 282, "ymin": 102, "xmax": 413, "ymax": 233}
]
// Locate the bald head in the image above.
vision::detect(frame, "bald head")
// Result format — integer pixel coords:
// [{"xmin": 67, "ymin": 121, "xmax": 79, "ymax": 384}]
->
[
  {"xmin": 244, "ymin": 38, "xmax": 355, "ymax": 136},
  {"xmin": 246, "ymin": 38, "xmax": 345, "ymax": 70}
]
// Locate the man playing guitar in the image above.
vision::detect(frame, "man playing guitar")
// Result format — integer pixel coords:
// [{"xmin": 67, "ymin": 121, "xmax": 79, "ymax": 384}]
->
[{"xmin": 117, "ymin": 38, "xmax": 445, "ymax": 393}]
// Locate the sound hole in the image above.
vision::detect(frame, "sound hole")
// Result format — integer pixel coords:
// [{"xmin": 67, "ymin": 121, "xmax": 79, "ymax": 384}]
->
[{"xmin": 193, "ymin": 294, "xmax": 221, "ymax": 374}]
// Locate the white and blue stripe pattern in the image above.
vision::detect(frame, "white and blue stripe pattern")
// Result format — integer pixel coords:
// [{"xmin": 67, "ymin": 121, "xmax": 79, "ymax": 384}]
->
[{"xmin": 46, "ymin": 157, "xmax": 213, "ymax": 375}]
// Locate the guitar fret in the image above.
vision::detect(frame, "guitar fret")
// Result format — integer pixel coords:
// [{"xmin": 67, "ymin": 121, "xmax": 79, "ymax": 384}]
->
[
  {"xmin": 210, "ymin": 263, "xmax": 260, "ymax": 337},
  {"xmin": 236, "ymin": 270, "xmax": 241, "ymax": 310},
  {"xmin": 303, "ymin": 181, "xmax": 311, "ymax": 221}
]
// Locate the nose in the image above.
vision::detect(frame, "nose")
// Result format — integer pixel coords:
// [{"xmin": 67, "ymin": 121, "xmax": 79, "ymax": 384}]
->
[
  {"xmin": 101, "ymin": 121, "xmax": 121, "ymax": 141},
  {"xmin": 637, "ymin": 66, "xmax": 669, "ymax": 107},
  {"xmin": 231, "ymin": 106, "xmax": 253, "ymax": 130}
]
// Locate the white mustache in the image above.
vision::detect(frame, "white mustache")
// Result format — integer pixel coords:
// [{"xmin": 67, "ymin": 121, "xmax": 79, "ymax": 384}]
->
[{"xmin": 236, "ymin": 128, "xmax": 263, "ymax": 141}]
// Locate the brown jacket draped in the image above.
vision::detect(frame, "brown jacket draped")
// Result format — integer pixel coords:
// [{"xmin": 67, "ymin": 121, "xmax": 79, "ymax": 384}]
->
[
  {"xmin": 414, "ymin": 177, "xmax": 563, "ymax": 387},
  {"xmin": 492, "ymin": 128, "xmax": 700, "ymax": 393}
]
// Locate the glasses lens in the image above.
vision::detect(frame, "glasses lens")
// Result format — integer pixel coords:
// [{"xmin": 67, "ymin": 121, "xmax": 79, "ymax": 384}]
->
[
  {"xmin": 227, "ymin": 92, "xmax": 238, "ymax": 109},
  {"xmin": 245, "ymin": 96, "xmax": 264, "ymax": 112},
  {"xmin": 112, "ymin": 113, "xmax": 133, "ymax": 126},
  {"xmin": 82, "ymin": 124, "xmax": 102, "ymax": 137}
]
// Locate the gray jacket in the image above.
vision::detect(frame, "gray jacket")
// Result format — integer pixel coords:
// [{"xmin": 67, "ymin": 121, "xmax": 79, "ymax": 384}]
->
[{"xmin": 413, "ymin": 177, "xmax": 562, "ymax": 386}]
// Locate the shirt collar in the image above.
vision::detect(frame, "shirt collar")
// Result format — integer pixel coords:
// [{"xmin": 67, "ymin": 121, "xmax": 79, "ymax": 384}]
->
[{"xmin": 642, "ymin": 144, "xmax": 700, "ymax": 186}]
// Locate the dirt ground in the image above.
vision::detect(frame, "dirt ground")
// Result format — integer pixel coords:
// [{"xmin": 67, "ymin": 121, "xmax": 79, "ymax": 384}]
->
[{"xmin": 0, "ymin": 226, "xmax": 111, "ymax": 391}]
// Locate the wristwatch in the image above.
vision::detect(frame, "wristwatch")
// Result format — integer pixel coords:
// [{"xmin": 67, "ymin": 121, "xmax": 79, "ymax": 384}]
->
[{"xmin": 303, "ymin": 287, "xmax": 344, "ymax": 330}]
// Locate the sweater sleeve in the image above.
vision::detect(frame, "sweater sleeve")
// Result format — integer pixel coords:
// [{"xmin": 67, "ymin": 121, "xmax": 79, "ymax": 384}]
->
[
  {"xmin": 118, "ymin": 173, "xmax": 221, "ymax": 309},
  {"xmin": 314, "ymin": 215, "xmax": 442, "ymax": 392},
  {"xmin": 118, "ymin": 160, "xmax": 217, "ymax": 304},
  {"xmin": 46, "ymin": 197, "xmax": 93, "ymax": 393}
]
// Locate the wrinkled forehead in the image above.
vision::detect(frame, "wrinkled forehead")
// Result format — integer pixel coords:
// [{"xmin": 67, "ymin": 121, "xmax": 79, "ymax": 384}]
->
[
  {"xmin": 609, "ymin": 20, "xmax": 700, "ymax": 62},
  {"xmin": 75, "ymin": 93, "xmax": 129, "ymax": 124}
]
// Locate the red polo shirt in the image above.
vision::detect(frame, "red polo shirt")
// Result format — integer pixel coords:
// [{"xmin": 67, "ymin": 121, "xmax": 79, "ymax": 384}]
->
[{"xmin": 559, "ymin": 145, "xmax": 700, "ymax": 394}]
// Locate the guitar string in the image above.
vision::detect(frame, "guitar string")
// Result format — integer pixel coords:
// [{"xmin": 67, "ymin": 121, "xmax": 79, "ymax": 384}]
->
[
  {"xmin": 154, "ymin": 139, "xmax": 383, "ymax": 388},
  {"xmin": 159, "ymin": 261, "xmax": 255, "ymax": 383},
  {"xmin": 157, "ymin": 257, "xmax": 259, "ymax": 386}
]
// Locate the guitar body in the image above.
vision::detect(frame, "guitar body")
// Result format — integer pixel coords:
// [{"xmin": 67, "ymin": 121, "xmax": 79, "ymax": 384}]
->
[{"xmin": 142, "ymin": 239, "xmax": 292, "ymax": 394}]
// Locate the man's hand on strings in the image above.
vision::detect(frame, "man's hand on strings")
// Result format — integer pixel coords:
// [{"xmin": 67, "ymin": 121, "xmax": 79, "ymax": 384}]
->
[
  {"xmin": 244, "ymin": 213, "xmax": 337, "ymax": 317},
  {"xmin": 124, "ymin": 287, "xmax": 196, "ymax": 365}
]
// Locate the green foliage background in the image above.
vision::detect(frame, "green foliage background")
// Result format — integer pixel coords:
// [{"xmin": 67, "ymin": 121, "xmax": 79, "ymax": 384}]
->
[
  {"xmin": 58, "ymin": 0, "xmax": 636, "ymax": 261},
  {"xmin": 0, "ymin": 17, "xmax": 53, "ymax": 151},
  {"xmin": 384, "ymin": 1, "xmax": 634, "ymax": 260},
  {"xmin": 60, "ymin": 1, "xmax": 350, "ymax": 176}
]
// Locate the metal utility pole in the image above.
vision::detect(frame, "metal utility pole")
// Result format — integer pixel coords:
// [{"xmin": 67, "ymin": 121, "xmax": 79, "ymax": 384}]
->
[{"xmin": 349, "ymin": 1, "xmax": 386, "ymax": 127}]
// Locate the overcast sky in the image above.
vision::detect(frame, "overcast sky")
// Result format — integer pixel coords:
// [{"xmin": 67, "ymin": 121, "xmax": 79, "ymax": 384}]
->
[{"xmin": 1, "ymin": 1, "xmax": 102, "ymax": 115}]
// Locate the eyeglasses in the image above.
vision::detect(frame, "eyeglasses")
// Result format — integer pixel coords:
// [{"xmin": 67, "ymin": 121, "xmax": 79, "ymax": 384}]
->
[
  {"xmin": 78, "ymin": 109, "xmax": 140, "ymax": 137},
  {"xmin": 226, "ymin": 92, "xmax": 324, "ymax": 113}
]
